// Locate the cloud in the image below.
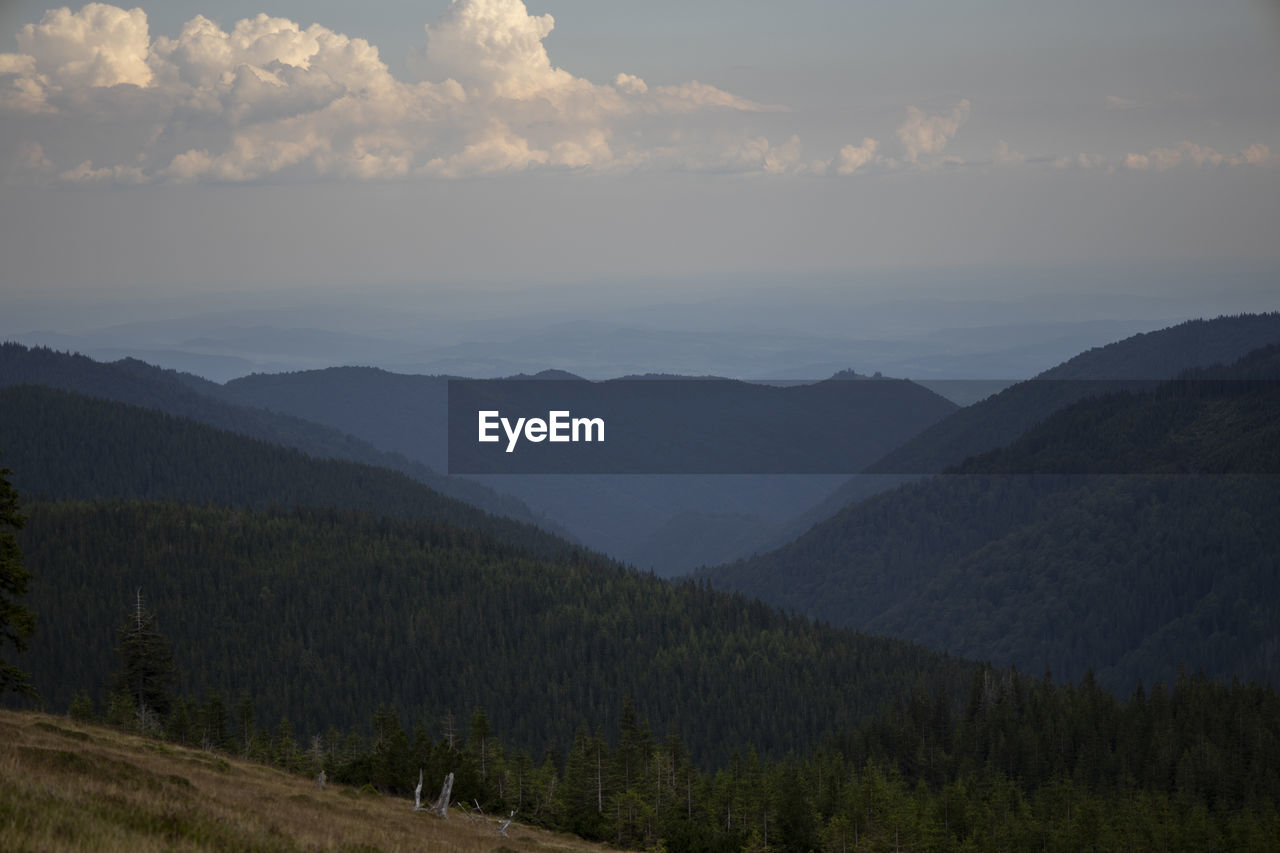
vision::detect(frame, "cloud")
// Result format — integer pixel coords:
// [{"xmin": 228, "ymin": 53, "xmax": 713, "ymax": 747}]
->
[
  {"xmin": 651, "ymin": 81, "xmax": 779, "ymax": 113},
  {"xmin": 58, "ymin": 159, "xmax": 148, "ymax": 183},
  {"xmin": 1123, "ymin": 140, "xmax": 1272, "ymax": 171},
  {"xmin": 415, "ymin": 0, "xmax": 572, "ymax": 99},
  {"xmin": 20, "ymin": 141, "xmax": 53, "ymax": 172},
  {"xmin": 896, "ymin": 99, "xmax": 969, "ymax": 162},
  {"xmin": 1239, "ymin": 143, "xmax": 1271, "ymax": 166},
  {"xmin": 0, "ymin": 53, "xmax": 36, "ymax": 75},
  {"xmin": 758, "ymin": 134, "xmax": 802, "ymax": 174},
  {"xmin": 0, "ymin": 0, "xmax": 807, "ymax": 183},
  {"xmin": 835, "ymin": 138, "xmax": 878, "ymax": 175},
  {"xmin": 993, "ymin": 140, "xmax": 1024, "ymax": 165},
  {"xmin": 1038, "ymin": 140, "xmax": 1273, "ymax": 173},
  {"xmin": 1052, "ymin": 153, "xmax": 1107, "ymax": 170},
  {"xmin": 16, "ymin": 3, "xmax": 152, "ymax": 88},
  {"xmin": 614, "ymin": 73, "xmax": 647, "ymax": 95},
  {"xmin": 1122, "ymin": 152, "xmax": 1149, "ymax": 171},
  {"xmin": 2, "ymin": 5, "xmax": 1270, "ymax": 188},
  {"xmin": 422, "ymin": 120, "xmax": 549, "ymax": 177}
]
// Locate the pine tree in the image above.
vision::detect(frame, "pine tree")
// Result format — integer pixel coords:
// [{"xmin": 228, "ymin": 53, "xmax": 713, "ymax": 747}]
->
[
  {"xmin": 274, "ymin": 717, "xmax": 299, "ymax": 771},
  {"xmin": 0, "ymin": 461, "xmax": 36, "ymax": 696},
  {"xmin": 68, "ymin": 689, "xmax": 95, "ymax": 722},
  {"xmin": 199, "ymin": 691, "xmax": 229, "ymax": 751},
  {"xmin": 109, "ymin": 589, "xmax": 177, "ymax": 726},
  {"xmin": 166, "ymin": 695, "xmax": 193, "ymax": 744},
  {"xmin": 468, "ymin": 707, "xmax": 495, "ymax": 787},
  {"xmin": 558, "ymin": 724, "xmax": 609, "ymax": 838},
  {"xmin": 235, "ymin": 690, "xmax": 256, "ymax": 755},
  {"xmin": 616, "ymin": 696, "xmax": 652, "ymax": 792}
]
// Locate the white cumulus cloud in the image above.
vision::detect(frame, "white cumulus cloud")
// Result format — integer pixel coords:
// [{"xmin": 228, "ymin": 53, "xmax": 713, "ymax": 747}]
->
[
  {"xmin": 415, "ymin": 0, "xmax": 571, "ymax": 99},
  {"xmin": 896, "ymin": 99, "xmax": 970, "ymax": 163},
  {"xmin": 614, "ymin": 73, "xmax": 647, "ymax": 95},
  {"xmin": 835, "ymin": 138, "xmax": 878, "ymax": 175},
  {"xmin": 0, "ymin": 0, "xmax": 814, "ymax": 183},
  {"xmin": 16, "ymin": 3, "xmax": 152, "ymax": 88},
  {"xmin": 2, "ymin": 5, "xmax": 1270, "ymax": 187}
]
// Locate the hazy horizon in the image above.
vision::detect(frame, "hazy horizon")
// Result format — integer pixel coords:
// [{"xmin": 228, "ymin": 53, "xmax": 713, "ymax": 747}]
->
[{"xmin": 1, "ymin": 1, "xmax": 1277, "ymax": 380}]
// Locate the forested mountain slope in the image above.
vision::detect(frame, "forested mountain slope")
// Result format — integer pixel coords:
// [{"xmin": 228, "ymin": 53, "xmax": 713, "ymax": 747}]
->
[
  {"xmin": 700, "ymin": 345, "xmax": 1280, "ymax": 691},
  {"xmin": 0, "ymin": 343, "xmax": 552, "ymax": 529},
  {"xmin": 0, "ymin": 385, "xmax": 578, "ymax": 559},
  {"xmin": 13, "ymin": 499, "xmax": 975, "ymax": 765},
  {"xmin": 214, "ymin": 365, "xmax": 453, "ymax": 467},
  {"xmin": 722, "ymin": 313, "xmax": 1280, "ymax": 559},
  {"xmin": 867, "ymin": 312, "xmax": 1280, "ymax": 474},
  {"xmin": 215, "ymin": 367, "xmax": 956, "ymax": 573}
]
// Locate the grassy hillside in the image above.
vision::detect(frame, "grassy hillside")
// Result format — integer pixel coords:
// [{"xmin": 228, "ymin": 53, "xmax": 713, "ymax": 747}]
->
[
  {"xmin": 9, "ymin": 671, "xmax": 1280, "ymax": 853},
  {"xmin": 0, "ymin": 709, "xmax": 609, "ymax": 853}
]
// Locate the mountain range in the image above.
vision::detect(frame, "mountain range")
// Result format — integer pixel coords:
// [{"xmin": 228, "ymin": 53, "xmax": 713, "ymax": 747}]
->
[
  {"xmin": 4, "ymin": 309, "xmax": 1280, "ymax": 853},
  {"xmin": 700, "ymin": 336, "xmax": 1280, "ymax": 691},
  {"xmin": 4, "ymin": 311, "xmax": 1279, "ymax": 759},
  {"xmin": 207, "ymin": 365, "xmax": 957, "ymax": 572},
  {"xmin": 0, "ymin": 343, "xmax": 558, "ymax": 534}
]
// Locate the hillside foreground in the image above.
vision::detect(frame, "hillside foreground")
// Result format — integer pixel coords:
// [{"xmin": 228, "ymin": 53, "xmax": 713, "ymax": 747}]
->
[{"xmin": 0, "ymin": 709, "xmax": 614, "ymax": 853}]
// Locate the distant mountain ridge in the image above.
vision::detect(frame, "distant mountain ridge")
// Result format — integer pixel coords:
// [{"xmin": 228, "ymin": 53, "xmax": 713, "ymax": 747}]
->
[
  {"xmin": 0, "ymin": 384, "xmax": 581, "ymax": 560},
  {"xmin": 0, "ymin": 343, "xmax": 559, "ymax": 533},
  {"xmin": 214, "ymin": 365, "xmax": 958, "ymax": 573},
  {"xmin": 0, "ymin": 342, "xmax": 958, "ymax": 572},
  {"xmin": 0, "ymin": 359, "xmax": 980, "ymax": 767},
  {"xmin": 700, "ymin": 331, "xmax": 1280, "ymax": 691},
  {"xmin": 867, "ymin": 313, "xmax": 1280, "ymax": 474},
  {"xmin": 698, "ymin": 313, "xmax": 1280, "ymax": 560}
]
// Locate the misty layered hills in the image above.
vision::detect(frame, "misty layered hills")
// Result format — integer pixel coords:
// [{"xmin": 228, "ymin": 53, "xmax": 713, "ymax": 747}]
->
[
  {"xmin": 213, "ymin": 367, "xmax": 835, "ymax": 571},
  {"xmin": 0, "ymin": 385, "xmax": 579, "ymax": 560},
  {"xmin": 706, "ymin": 313, "xmax": 1280, "ymax": 557},
  {"xmin": 700, "ymin": 343, "xmax": 1280, "ymax": 691},
  {"xmin": 14, "ymin": 499, "xmax": 975, "ymax": 765},
  {"xmin": 208, "ymin": 365, "xmax": 454, "ymax": 470},
  {"xmin": 0, "ymin": 340, "xmax": 957, "ymax": 573},
  {"xmin": 947, "ymin": 349, "xmax": 1280, "ymax": 476},
  {"xmin": 0, "ymin": 343, "xmax": 553, "ymax": 531},
  {"xmin": 212, "ymin": 367, "xmax": 956, "ymax": 573},
  {"xmin": 0, "ymin": 368, "xmax": 976, "ymax": 763},
  {"xmin": 867, "ymin": 313, "xmax": 1280, "ymax": 475}
]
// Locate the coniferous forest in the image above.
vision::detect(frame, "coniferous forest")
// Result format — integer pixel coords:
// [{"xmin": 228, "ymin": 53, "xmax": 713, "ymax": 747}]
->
[
  {"xmin": 2, "ymin": 317, "xmax": 1280, "ymax": 851},
  {"xmin": 25, "ymin": 499, "xmax": 1280, "ymax": 851},
  {"xmin": 702, "ymin": 343, "xmax": 1280, "ymax": 691}
]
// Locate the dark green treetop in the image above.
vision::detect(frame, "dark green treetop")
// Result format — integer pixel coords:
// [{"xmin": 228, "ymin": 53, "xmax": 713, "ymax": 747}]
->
[
  {"xmin": 110, "ymin": 589, "xmax": 177, "ymax": 726},
  {"xmin": 0, "ymin": 459, "xmax": 35, "ymax": 696}
]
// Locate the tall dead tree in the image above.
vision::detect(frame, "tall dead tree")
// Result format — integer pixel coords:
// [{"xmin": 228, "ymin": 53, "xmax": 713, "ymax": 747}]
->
[{"xmin": 428, "ymin": 772, "xmax": 454, "ymax": 818}]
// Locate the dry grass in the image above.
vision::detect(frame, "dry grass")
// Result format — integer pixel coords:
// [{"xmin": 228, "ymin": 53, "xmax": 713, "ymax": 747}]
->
[{"xmin": 0, "ymin": 709, "xmax": 616, "ymax": 853}]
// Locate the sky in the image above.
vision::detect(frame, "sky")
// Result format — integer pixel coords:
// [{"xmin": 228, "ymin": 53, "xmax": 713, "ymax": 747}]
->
[{"xmin": 0, "ymin": 0, "xmax": 1277, "ymax": 358}]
